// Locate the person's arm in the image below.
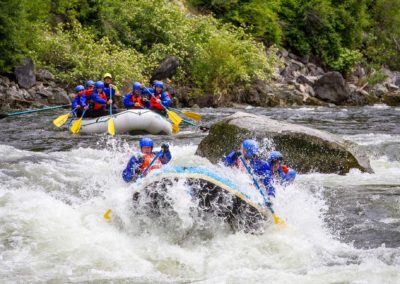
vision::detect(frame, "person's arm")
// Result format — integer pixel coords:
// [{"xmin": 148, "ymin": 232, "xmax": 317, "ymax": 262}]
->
[
  {"xmin": 80, "ymin": 95, "xmax": 88, "ymax": 108},
  {"xmin": 122, "ymin": 156, "xmax": 143, "ymax": 183},
  {"xmin": 223, "ymin": 151, "xmax": 241, "ymax": 167},
  {"xmin": 159, "ymin": 144, "xmax": 171, "ymax": 164},
  {"xmin": 71, "ymin": 96, "xmax": 78, "ymax": 110},
  {"xmin": 161, "ymin": 91, "xmax": 171, "ymax": 107},
  {"xmin": 123, "ymin": 94, "xmax": 134, "ymax": 109},
  {"xmin": 91, "ymin": 93, "xmax": 107, "ymax": 105},
  {"xmin": 280, "ymin": 167, "xmax": 297, "ymax": 184}
]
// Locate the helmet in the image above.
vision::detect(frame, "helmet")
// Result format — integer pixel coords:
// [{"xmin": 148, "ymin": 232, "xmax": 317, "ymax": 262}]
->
[
  {"xmin": 85, "ymin": 80, "xmax": 95, "ymax": 87},
  {"xmin": 95, "ymin": 81, "xmax": 104, "ymax": 89},
  {"xmin": 139, "ymin": 137, "xmax": 154, "ymax": 148},
  {"xmin": 75, "ymin": 85, "xmax": 85, "ymax": 92},
  {"xmin": 132, "ymin": 82, "xmax": 142, "ymax": 90},
  {"xmin": 241, "ymin": 139, "xmax": 259, "ymax": 158},
  {"xmin": 154, "ymin": 81, "xmax": 164, "ymax": 89},
  {"xmin": 103, "ymin": 73, "xmax": 112, "ymax": 79},
  {"xmin": 267, "ymin": 151, "xmax": 283, "ymax": 165}
]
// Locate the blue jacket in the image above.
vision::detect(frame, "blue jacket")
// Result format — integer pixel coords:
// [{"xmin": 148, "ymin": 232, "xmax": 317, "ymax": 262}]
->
[
  {"xmin": 104, "ymin": 87, "xmax": 116, "ymax": 100},
  {"xmin": 87, "ymin": 91, "xmax": 107, "ymax": 107},
  {"xmin": 224, "ymin": 151, "xmax": 276, "ymax": 198},
  {"xmin": 122, "ymin": 150, "xmax": 172, "ymax": 183},
  {"xmin": 71, "ymin": 95, "xmax": 86, "ymax": 110}
]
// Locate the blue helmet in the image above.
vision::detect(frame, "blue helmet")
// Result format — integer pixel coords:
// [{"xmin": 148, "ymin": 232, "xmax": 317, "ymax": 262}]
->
[
  {"xmin": 139, "ymin": 137, "xmax": 154, "ymax": 148},
  {"xmin": 85, "ymin": 80, "xmax": 95, "ymax": 88},
  {"xmin": 242, "ymin": 139, "xmax": 259, "ymax": 158},
  {"xmin": 154, "ymin": 81, "xmax": 164, "ymax": 89},
  {"xmin": 95, "ymin": 81, "xmax": 104, "ymax": 89},
  {"xmin": 267, "ymin": 151, "xmax": 283, "ymax": 165},
  {"xmin": 132, "ymin": 82, "xmax": 142, "ymax": 90},
  {"xmin": 75, "ymin": 85, "xmax": 85, "ymax": 92}
]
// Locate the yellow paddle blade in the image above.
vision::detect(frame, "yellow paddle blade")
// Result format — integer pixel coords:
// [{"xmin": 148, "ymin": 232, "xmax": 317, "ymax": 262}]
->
[
  {"xmin": 172, "ymin": 123, "xmax": 180, "ymax": 134},
  {"xmin": 166, "ymin": 109, "xmax": 182, "ymax": 125},
  {"xmin": 70, "ymin": 118, "xmax": 83, "ymax": 134},
  {"xmin": 273, "ymin": 214, "xmax": 286, "ymax": 225},
  {"xmin": 53, "ymin": 113, "xmax": 70, "ymax": 127},
  {"xmin": 182, "ymin": 111, "xmax": 202, "ymax": 121},
  {"xmin": 108, "ymin": 117, "xmax": 115, "ymax": 136},
  {"xmin": 103, "ymin": 209, "xmax": 112, "ymax": 220}
]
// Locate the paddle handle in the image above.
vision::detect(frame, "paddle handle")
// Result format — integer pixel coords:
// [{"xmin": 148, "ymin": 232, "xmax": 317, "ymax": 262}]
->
[
  {"xmin": 239, "ymin": 156, "xmax": 275, "ymax": 214},
  {"xmin": 1, "ymin": 104, "xmax": 70, "ymax": 119},
  {"xmin": 141, "ymin": 151, "xmax": 163, "ymax": 177}
]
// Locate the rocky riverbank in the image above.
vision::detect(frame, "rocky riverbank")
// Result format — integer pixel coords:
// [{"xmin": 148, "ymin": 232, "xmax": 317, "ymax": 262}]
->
[
  {"xmin": 1, "ymin": 52, "xmax": 400, "ymax": 111},
  {"xmin": 174, "ymin": 51, "xmax": 400, "ymax": 108}
]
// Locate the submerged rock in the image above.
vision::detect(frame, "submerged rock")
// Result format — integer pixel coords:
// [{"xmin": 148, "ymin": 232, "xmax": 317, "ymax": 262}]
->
[{"xmin": 196, "ymin": 112, "xmax": 373, "ymax": 174}]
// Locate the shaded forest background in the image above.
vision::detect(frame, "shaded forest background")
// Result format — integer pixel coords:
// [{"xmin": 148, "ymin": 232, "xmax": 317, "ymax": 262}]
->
[{"xmin": 1, "ymin": 0, "xmax": 399, "ymax": 96}]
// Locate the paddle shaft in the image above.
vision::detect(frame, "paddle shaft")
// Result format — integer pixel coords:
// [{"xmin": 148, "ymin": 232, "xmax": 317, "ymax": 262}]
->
[
  {"xmin": 141, "ymin": 151, "xmax": 163, "ymax": 177},
  {"xmin": 0, "ymin": 104, "xmax": 70, "ymax": 119},
  {"xmin": 239, "ymin": 156, "xmax": 275, "ymax": 215}
]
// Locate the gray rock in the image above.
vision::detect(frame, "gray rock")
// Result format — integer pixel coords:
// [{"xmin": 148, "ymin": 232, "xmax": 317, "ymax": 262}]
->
[
  {"xmin": 386, "ymin": 83, "xmax": 399, "ymax": 92},
  {"xmin": 297, "ymin": 75, "xmax": 317, "ymax": 86},
  {"xmin": 371, "ymin": 84, "xmax": 388, "ymax": 97},
  {"xmin": 47, "ymin": 87, "xmax": 71, "ymax": 105},
  {"xmin": 382, "ymin": 92, "xmax": 400, "ymax": 106},
  {"xmin": 196, "ymin": 112, "xmax": 373, "ymax": 174},
  {"xmin": 314, "ymin": 72, "xmax": 350, "ymax": 104},
  {"xmin": 150, "ymin": 56, "xmax": 180, "ymax": 82},
  {"xmin": 0, "ymin": 76, "xmax": 10, "ymax": 86},
  {"xmin": 36, "ymin": 69, "xmax": 55, "ymax": 81},
  {"xmin": 14, "ymin": 58, "xmax": 36, "ymax": 89}
]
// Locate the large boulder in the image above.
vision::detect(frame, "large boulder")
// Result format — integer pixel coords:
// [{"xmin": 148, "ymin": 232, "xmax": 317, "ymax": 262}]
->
[
  {"xmin": 196, "ymin": 112, "xmax": 373, "ymax": 174},
  {"xmin": 14, "ymin": 58, "xmax": 36, "ymax": 89},
  {"xmin": 150, "ymin": 56, "xmax": 180, "ymax": 83},
  {"xmin": 314, "ymin": 71, "xmax": 350, "ymax": 104}
]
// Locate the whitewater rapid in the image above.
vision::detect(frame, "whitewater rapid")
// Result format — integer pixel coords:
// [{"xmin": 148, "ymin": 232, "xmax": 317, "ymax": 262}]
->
[{"xmin": 1, "ymin": 137, "xmax": 399, "ymax": 283}]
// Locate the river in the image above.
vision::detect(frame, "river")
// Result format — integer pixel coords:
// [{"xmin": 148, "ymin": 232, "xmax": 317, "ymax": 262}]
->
[{"xmin": 0, "ymin": 105, "xmax": 399, "ymax": 283}]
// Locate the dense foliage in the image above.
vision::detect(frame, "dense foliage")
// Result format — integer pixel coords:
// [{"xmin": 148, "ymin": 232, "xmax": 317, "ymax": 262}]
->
[
  {"xmin": 189, "ymin": 0, "xmax": 400, "ymax": 73},
  {"xmin": 0, "ymin": 0, "xmax": 278, "ymax": 96}
]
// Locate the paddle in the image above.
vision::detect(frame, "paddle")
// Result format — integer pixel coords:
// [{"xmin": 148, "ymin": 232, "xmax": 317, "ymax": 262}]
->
[
  {"xmin": 53, "ymin": 108, "xmax": 77, "ymax": 127},
  {"xmin": 239, "ymin": 156, "xmax": 285, "ymax": 225},
  {"xmin": 169, "ymin": 107, "xmax": 202, "ymax": 121},
  {"xmin": 103, "ymin": 151, "xmax": 164, "ymax": 221},
  {"xmin": 0, "ymin": 104, "xmax": 70, "ymax": 120},
  {"xmin": 70, "ymin": 110, "xmax": 86, "ymax": 134},
  {"xmin": 143, "ymin": 87, "xmax": 182, "ymax": 126},
  {"xmin": 107, "ymin": 89, "xmax": 115, "ymax": 136}
]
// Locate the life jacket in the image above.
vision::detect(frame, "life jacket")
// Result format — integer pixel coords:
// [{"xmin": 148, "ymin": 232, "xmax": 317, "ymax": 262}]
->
[
  {"xmin": 93, "ymin": 92, "xmax": 108, "ymax": 110},
  {"xmin": 281, "ymin": 165, "xmax": 289, "ymax": 174},
  {"xmin": 84, "ymin": 89, "xmax": 93, "ymax": 104},
  {"xmin": 235, "ymin": 157, "xmax": 247, "ymax": 173},
  {"xmin": 130, "ymin": 94, "xmax": 143, "ymax": 109},
  {"xmin": 140, "ymin": 153, "xmax": 162, "ymax": 176},
  {"xmin": 150, "ymin": 93, "xmax": 165, "ymax": 111}
]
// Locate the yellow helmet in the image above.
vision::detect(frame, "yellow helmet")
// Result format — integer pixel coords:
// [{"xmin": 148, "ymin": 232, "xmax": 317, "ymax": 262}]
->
[{"xmin": 103, "ymin": 73, "xmax": 112, "ymax": 79}]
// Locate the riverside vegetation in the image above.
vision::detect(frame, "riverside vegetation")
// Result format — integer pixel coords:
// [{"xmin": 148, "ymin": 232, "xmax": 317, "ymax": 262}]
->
[{"xmin": 0, "ymin": 0, "xmax": 399, "ymax": 109}]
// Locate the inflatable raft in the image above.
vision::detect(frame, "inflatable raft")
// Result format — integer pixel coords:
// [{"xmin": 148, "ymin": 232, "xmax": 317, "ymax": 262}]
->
[
  {"xmin": 132, "ymin": 166, "xmax": 271, "ymax": 232},
  {"xmin": 73, "ymin": 109, "xmax": 172, "ymax": 135}
]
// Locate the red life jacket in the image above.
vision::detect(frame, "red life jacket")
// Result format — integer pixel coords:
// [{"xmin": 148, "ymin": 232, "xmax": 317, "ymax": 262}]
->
[
  {"xmin": 130, "ymin": 94, "xmax": 144, "ymax": 109},
  {"xmin": 93, "ymin": 92, "xmax": 108, "ymax": 110},
  {"xmin": 281, "ymin": 165, "xmax": 289, "ymax": 174},
  {"xmin": 85, "ymin": 89, "xmax": 93, "ymax": 104},
  {"xmin": 140, "ymin": 153, "xmax": 162, "ymax": 176},
  {"xmin": 150, "ymin": 94, "xmax": 164, "ymax": 111}
]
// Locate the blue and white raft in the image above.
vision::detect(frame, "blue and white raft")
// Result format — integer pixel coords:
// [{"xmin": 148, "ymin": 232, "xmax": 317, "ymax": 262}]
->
[{"xmin": 132, "ymin": 166, "xmax": 271, "ymax": 231}]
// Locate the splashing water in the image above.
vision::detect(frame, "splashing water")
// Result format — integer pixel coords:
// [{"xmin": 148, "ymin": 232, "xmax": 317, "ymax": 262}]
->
[{"xmin": 1, "ymin": 106, "xmax": 400, "ymax": 283}]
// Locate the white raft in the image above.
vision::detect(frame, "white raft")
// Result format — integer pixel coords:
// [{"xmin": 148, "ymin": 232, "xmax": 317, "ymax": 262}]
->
[{"xmin": 75, "ymin": 109, "xmax": 172, "ymax": 135}]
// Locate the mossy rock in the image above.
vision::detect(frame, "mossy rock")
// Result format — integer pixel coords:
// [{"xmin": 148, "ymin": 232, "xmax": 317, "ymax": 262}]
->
[{"xmin": 196, "ymin": 112, "xmax": 373, "ymax": 174}]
